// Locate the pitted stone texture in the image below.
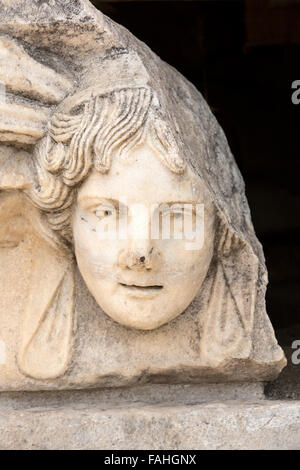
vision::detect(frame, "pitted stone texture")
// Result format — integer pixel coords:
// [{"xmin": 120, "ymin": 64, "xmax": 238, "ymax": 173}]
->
[{"xmin": 0, "ymin": 399, "xmax": 299, "ymax": 450}]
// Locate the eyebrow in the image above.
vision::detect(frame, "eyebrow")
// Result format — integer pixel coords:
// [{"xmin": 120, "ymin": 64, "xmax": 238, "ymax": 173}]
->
[
  {"xmin": 78, "ymin": 196, "xmax": 204, "ymax": 208},
  {"xmin": 157, "ymin": 201, "xmax": 203, "ymax": 206},
  {"xmin": 77, "ymin": 196, "xmax": 119, "ymax": 206}
]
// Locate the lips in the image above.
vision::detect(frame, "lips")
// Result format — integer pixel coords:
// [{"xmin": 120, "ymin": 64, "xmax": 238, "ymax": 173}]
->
[{"xmin": 118, "ymin": 283, "xmax": 163, "ymax": 298}]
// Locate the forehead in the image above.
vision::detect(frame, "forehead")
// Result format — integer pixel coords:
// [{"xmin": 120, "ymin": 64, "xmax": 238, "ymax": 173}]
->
[{"xmin": 78, "ymin": 144, "xmax": 210, "ymax": 205}]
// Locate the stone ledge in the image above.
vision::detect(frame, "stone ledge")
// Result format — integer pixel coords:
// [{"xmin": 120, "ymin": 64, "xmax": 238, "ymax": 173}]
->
[
  {"xmin": 0, "ymin": 383, "xmax": 264, "ymax": 410},
  {"xmin": 0, "ymin": 398, "xmax": 299, "ymax": 450}
]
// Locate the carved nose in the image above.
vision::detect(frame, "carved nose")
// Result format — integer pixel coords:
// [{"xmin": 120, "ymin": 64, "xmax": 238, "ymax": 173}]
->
[{"xmin": 118, "ymin": 246, "xmax": 157, "ymax": 271}]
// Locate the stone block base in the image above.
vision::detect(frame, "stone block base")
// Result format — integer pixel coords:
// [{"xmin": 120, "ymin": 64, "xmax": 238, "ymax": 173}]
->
[{"xmin": 0, "ymin": 384, "xmax": 299, "ymax": 450}]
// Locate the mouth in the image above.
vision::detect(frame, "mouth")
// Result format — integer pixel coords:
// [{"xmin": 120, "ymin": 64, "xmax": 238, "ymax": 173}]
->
[{"xmin": 118, "ymin": 283, "xmax": 163, "ymax": 298}]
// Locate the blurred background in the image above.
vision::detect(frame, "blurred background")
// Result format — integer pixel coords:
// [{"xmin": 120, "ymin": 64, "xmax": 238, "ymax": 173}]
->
[{"xmin": 91, "ymin": 0, "xmax": 300, "ymax": 348}]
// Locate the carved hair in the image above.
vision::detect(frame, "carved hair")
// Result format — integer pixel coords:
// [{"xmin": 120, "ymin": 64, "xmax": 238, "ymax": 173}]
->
[{"xmin": 29, "ymin": 87, "xmax": 186, "ymax": 242}]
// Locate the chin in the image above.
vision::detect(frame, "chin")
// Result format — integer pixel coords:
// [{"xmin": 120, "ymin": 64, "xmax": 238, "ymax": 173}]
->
[
  {"xmin": 98, "ymin": 296, "xmax": 187, "ymax": 331},
  {"xmin": 104, "ymin": 313, "xmax": 174, "ymax": 331}
]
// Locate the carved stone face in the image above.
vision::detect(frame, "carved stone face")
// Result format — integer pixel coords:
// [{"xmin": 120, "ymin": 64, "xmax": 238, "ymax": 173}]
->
[{"xmin": 73, "ymin": 144, "xmax": 215, "ymax": 330}]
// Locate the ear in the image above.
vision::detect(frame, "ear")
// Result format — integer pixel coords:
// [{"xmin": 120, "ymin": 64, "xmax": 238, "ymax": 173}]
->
[{"xmin": 17, "ymin": 242, "xmax": 75, "ymax": 380}]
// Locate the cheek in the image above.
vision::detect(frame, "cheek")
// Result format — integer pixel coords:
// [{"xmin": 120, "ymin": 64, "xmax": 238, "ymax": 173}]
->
[
  {"xmin": 72, "ymin": 212, "xmax": 120, "ymax": 272},
  {"xmin": 159, "ymin": 238, "xmax": 212, "ymax": 265},
  {"xmin": 159, "ymin": 211, "xmax": 215, "ymax": 273}
]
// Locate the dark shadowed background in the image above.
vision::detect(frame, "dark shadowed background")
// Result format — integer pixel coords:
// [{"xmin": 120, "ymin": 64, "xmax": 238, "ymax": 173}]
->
[{"xmin": 91, "ymin": 0, "xmax": 300, "ymax": 346}]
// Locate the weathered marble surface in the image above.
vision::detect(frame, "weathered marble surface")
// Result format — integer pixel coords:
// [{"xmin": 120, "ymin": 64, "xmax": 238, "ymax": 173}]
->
[
  {"xmin": 0, "ymin": 0, "xmax": 285, "ymax": 390},
  {"xmin": 0, "ymin": 386, "xmax": 299, "ymax": 450}
]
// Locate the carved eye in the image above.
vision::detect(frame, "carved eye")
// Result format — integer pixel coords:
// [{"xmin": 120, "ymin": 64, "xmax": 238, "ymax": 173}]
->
[
  {"xmin": 94, "ymin": 206, "xmax": 114, "ymax": 220},
  {"xmin": 161, "ymin": 207, "xmax": 183, "ymax": 219},
  {"xmin": 171, "ymin": 210, "xmax": 183, "ymax": 220}
]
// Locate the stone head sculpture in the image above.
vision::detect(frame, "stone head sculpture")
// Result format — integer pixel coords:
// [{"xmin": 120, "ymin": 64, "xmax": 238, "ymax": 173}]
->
[
  {"xmin": 31, "ymin": 84, "xmax": 216, "ymax": 333},
  {"xmin": 0, "ymin": 0, "xmax": 285, "ymax": 386}
]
